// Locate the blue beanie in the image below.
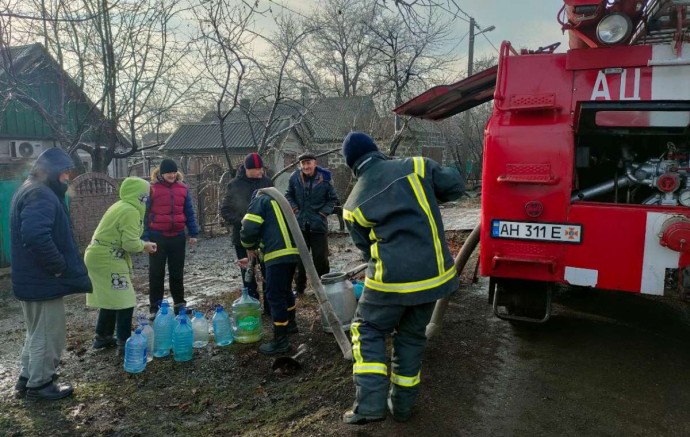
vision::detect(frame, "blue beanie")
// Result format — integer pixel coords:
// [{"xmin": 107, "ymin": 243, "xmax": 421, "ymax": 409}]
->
[{"xmin": 342, "ymin": 132, "xmax": 378, "ymax": 169}]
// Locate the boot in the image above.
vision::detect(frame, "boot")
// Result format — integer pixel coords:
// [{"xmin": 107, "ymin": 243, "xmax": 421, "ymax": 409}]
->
[
  {"xmin": 342, "ymin": 409, "xmax": 386, "ymax": 425},
  {"xmin": 287, "ymin": 310, "xmax": 298, "ymax": 334},
  {"xmin": 387, "ymin": 397, "xmax": 412, "ymax": 422},
  {"xmin": 93, "ymin": 334, "xmax": 116, "ymax": 349},
  {"xmin": 259, "ymin": 325, "xmax": 290, "ymax": 355}
]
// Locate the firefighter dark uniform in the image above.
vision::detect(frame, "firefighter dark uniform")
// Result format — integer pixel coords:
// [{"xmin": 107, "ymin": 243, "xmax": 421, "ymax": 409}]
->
[
  {"xmin": 240, "ymin": 191, "xmax": 300, "ymax": 355},
  {"xmin": 340, "ymin": 132, "xmax": 464, "ymax": 424}
]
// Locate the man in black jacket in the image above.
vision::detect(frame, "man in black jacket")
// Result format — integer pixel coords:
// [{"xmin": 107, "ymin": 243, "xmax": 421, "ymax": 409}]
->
[
  {"xmin": 339, "ymin": 132, "xmax": 464, "ymax": 425},
  {"xmin": 285, "ymin": 152, "xmax": 339, "ymax": 295},
  {"xmin": 220, "ymin": 153, "xmax": 273, "ymax": 307}
]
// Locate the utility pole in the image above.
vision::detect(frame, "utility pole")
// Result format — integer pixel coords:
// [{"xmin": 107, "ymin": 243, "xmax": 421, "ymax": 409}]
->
[{"xmin": 468, "ymin": 17, "xmax": 476, "ymax": 76}]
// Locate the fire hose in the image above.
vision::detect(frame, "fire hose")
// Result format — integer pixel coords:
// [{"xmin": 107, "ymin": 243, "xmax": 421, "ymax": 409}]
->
[
  {"xmin": 426, "ymin": 223, "xmax": 481, "ymax": 338},
  {"xmin": 258, "ymin": 187, "xmax": 353, "ymax": 360}
]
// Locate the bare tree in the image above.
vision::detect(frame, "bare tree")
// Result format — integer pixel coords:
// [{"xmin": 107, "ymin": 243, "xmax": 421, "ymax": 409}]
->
[{"xmin": 191, "ymin": 0, "xmax": 257, "ymax": 170}]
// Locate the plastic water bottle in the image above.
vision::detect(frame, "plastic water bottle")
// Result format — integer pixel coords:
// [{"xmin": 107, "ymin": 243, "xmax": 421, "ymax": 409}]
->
[
  {"xmin": 139, "ymin": 319, "xmax": 154, "ymax": 362},
  {"xmin": 155, "ymin": 299, "xmax": 171, "ymax": 319},
  {"xmin": 231, "ymin": 288, "xmax": 263, "ymax": 343},
  {"xmin": 212, "ymin": 305, "xmax": 234, "ymax": 347},
  {"xmin": 192, "ymin": 311, "xmax": 210, "ymax": 348},
  {"xmin": 123, "ymin": 328, "xmax": 147, "ymax": 373},
  {"xmin": 153, "ymin": 304, "xmax": 174, "ymax": 357},
  {"xmin": 176, "ymin": 306, "xmax": 191, "ymax": 323},
  {"xmin": 172, "ymin": 318, "xmax": 194, "ymax": 362}
]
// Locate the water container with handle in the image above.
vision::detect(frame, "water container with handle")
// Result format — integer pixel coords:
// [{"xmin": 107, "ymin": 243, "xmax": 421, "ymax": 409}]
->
[
  {"xmin": 155, "ymin": 299, "xmax": 171, "ymax": 319},
  {"xmin": 320, "ymin": 272, "xmax": 357, "ymax": 333},
  {"xmin": 124, "ymin": 328, "xmax": 147, "ymax": 373},
  {"xmin": 212, "ymin": 305, "xmax": 234, "ymax": 346},
  {"xmin": 153, "ymin": 304, "xmax": 174, "ymax": 357},
  {"xmin": 231, "ymin": 287, "xmax": 263, "ymax": 343},
  {"xmin": 173, "ymin": 318, "xmax": 194, "ymax": 362},
  {"xmin": 192, "ymin": 311, "xmax": 210, "ymax": 348}
]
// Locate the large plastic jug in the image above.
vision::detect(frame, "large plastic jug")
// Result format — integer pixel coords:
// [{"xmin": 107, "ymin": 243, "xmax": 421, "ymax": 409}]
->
[
  {"xmin": 138, "ymin": 319, "xmax": 154, "ymax": 362},
  {"xmin": 212, "ymin": 305, "xmax": 234, "ymax": 347},
  {"xmin": 124, "ymin": 329, "xmax": 147, "ymax": 373},
  {"xmin": 173, "ymin": 318, "xmax": 194, "ymax": 362},
  {"xmin": 153, "ymin": 304, "xmax": 174, "ymax": 358},
  {"xmin": 155, "ymin": 299, "xmax": 171, "ymax": 319},
  {"xmin": 320, "ymin": 272, "xmax": 357, "ymax": 333},
  {"xmin": 192, "ymin": 311, "xmax": 210, "ymax": 348},
  {"xmin": 231, "ymin": 288, "xmax": 263, "ymax": 343}
]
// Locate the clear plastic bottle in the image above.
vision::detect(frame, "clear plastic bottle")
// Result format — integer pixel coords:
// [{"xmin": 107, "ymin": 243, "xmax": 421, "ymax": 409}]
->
[
  {"xmin": 231, "ymin": 287, "xmax": 263, "ymax": 343},
  {"xmin": 175, "ymin": 306, "xmax": 191, "ymax": 324},
  {"xmin": 155, "ymin": 299, "xmax": 171, "ymax": 319},
  {"xmin": 212, "ymin": 305, "xmax": 234, "ymax": 347},
  {"xmin": 139, "ymin": 319, "xmax": 154, "ymax": 362},
  {"xmin": 192, "ymin": 311, "xmax": 210, "ymax": 348},
  {"xmin": 153, "ymin": 304, "xmax": 174, "ymax": 358},
  {"xmin": 124, "ymin": 328, "xmax": 147, "ymax": 373},
  {"xmin": 173, "ymin": 318, "xmax": 194, "ymax": 362}
]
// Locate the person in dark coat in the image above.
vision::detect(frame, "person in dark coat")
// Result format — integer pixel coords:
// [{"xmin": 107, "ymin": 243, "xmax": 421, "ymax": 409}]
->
[
  {"xmin": 10, "ymin": 147, "xmax": 92, "ymax": 400},
  {"xmin": 339, "ymin": 132, "xmax": 464, "ymax": 425},
  {"xmin": 143, "ymin": 158, "xmax": 199, "ymax": 316},
  {"xmin": 219, "ymin": 153, "xmax": 273, "ymax": 309},
  {"xmin": 284, "ymin": 152, "xmax": 339, "ymax": 295}
]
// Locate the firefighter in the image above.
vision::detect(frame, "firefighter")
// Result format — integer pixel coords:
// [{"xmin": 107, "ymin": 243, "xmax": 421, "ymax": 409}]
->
[
  {"xmin": 240, "ymin": 191, "xmax": 300, "ymax": 355},
  {"xmin": 340, "ymin": 132, "xmax": 464, "ymax": 424}
]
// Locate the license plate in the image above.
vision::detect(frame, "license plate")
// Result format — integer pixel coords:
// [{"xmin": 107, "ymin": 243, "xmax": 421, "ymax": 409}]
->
[{"xmin": 491, "ymin": 220, "xmax": 582, "ymax": 243}]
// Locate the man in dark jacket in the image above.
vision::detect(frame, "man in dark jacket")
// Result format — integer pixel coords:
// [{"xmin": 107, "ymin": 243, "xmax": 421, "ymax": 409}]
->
[
  {"xmin": 241, "ymin": 191, "xmax": 300, "ymax": 355},
  {"xmin": 10, "ymin": 147, "xmax": 92, "ymax": 400},
  {"xmin": 220, "ymin": 153, "xmax": 273, "ymax": 307},
  {"xmin": 285, "ymin": 152, "xmax": 338, "ymax": 295},
  {"xmin": 339, "ymin": 132, "xmax": 464, "ymax": 425}
]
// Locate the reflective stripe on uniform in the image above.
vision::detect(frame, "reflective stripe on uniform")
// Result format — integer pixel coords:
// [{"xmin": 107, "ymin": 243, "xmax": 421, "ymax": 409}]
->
[
  {"xmin": 287, "ymin": 305, "xmax": 296, "ymax": 311},
  {"xmin": 407, "ymin": 174, "xmax": 444, "ymax": 275},
  {"xmin": 351, "ymin": 322, "xmax": 387, "ymax": 375},
  {"xmin": 243, "ymin": 213, "xmax": 264, "ymax": 224},
  {"xmin": 413, "ymin": 157, "xmax": 425, "ymax": 179},
  {"xmin": 364, "ymin": 265, "xmax": 457, "ymax": 293},
  {"xmin": 263, "ymin": 247, "xmax": 300, "ymax": 261},
  {"xmin": 270, "ymin": 200, "xmax": 293, "ymax": 249},
  {"xmin": 369, "ymin": 228, "xmax": 383, "ymax": 282},
  {"xmin": 354, "ymin": 362, "xmax": 388, "ymax": 376},
  {"xmin": 274, "ymin": 320, "xmax": 289, "ymax": 326},
  {"xmin": 391, "ymin": 371, "xmax": 421, "ymax": 387},
  {"xmin": 353, "ymin": 207, "xmax": 375, "ymax": 227},
  {"xmin": 343, "ymin": 209, "xmax": 355, "ymax": 222}
]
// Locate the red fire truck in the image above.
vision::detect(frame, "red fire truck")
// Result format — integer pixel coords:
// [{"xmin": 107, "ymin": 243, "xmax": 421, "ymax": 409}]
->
[{"xmin": 395, "ymin": 0, "xmax": 690, "ymax": 323}]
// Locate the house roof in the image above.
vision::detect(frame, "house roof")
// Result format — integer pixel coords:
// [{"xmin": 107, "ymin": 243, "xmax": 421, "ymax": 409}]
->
[
  {"xmin": 161, "ymin": 118, "xmax": 293, "ymax": 153},
  {"xmin": 0, "ymin": 43, "xmax": 131, "ymax": 147},
  {"xmin": 164, "ymin": 95, "xmax": 380, "ymax": 153}
]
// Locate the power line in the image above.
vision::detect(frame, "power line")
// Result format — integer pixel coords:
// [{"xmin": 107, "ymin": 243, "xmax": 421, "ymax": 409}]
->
[
  {"xmin": 264, "ymin": 0, "xmax": 310, "ymax": 20},
  {"xmin": 481, "ymin": 33, "xmax": 499, "ymax": 53}
]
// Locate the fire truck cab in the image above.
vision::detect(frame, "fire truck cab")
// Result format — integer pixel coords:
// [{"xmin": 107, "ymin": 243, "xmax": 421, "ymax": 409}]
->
[{"xmin": 395, "ymin": 0, "xmax": 690, "ymax": 323}]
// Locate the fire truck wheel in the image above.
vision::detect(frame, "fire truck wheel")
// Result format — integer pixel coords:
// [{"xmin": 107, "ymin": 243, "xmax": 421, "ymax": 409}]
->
[{"xmin": 495, "ymin": 279, "xmax": 550, "ymax": 323}]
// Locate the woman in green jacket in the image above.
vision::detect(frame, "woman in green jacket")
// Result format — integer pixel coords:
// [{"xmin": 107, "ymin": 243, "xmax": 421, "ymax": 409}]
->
[{"xmin": 85, "ymin": 177, "xmax": 158, "ymax": 352}]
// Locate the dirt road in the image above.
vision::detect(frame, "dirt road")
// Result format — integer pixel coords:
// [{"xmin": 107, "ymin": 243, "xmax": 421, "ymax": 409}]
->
[{"xmin": 1, "ymin": 229, "xmax": 690, "ymax": 436}]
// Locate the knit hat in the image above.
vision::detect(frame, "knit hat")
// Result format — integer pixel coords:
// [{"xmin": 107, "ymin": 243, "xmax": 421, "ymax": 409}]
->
[
  {"xmin": 244, "ymin": 152, "xmax": 263, "ymax": 169},
  {"xmin": 159, "ymin": 158, "xmax": 178, "ymax": 174},
  {"xmin": 342, "ymin": 132, "xmax": 378, "ymax": 169},
  {"xmin": 298, "ymin": 152, "xmax": 316, "ymax": 162}
]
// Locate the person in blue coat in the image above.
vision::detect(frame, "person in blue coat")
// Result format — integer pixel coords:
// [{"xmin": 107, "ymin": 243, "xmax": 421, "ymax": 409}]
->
[{"xmin": 10, "ymin": 147, "xmax": 92, "ymax": 401}]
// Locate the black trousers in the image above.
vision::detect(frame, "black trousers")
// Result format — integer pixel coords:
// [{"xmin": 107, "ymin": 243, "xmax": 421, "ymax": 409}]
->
[
  {"xmin": 234, "ymin": 245, "xmax": 267, "ymax": 301},
  {"xmin": 295, "ymin": 230, "xmax": 330, "ymax": 293},
  {"xmin": 266, "ymin": 262, "xmax": 297, "ymax": 325},
  {"xmin": 95, "ymin": 307, "xmax": 134, "ymax": 342},
  {"xmin": 148, "ymin": 234, "xmax": 186, "ymax": 313}
]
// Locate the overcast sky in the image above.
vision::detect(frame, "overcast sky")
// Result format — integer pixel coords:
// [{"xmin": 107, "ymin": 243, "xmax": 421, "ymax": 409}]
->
[{"xmin": 269, "ymin": 0, "xmax": 570, "ymax": 67}]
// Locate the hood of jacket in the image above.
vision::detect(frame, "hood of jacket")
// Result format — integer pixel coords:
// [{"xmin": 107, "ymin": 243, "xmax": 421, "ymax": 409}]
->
[
  {"xmin": 119, "ymin": 177, "xmax": 150, "ymax": 218},
  {"xmin": 30, "ymin": 147, "xmax": 75, "ymax": 198}
]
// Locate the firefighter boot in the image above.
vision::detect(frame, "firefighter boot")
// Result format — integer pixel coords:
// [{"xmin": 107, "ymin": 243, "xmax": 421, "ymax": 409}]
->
[
  {"xmin": 259, "ymin": 325, "xmax": 290, "ymax": 355},
  {"xmin": 387, "ymin": 384, "xmax": 417, "ymax": 422},
  {"xmin": 287, "ymin": 309, "xmax": 298, "ymax": 334}
]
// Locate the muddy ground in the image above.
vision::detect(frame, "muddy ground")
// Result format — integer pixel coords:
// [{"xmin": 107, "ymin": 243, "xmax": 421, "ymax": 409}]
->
[{"xmin": 2, "ymin": 211, "xmax": 690, "ymax": 436}]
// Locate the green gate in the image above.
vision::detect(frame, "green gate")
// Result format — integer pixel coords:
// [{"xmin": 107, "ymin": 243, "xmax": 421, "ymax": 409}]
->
[{"xmin": 0, "ymin": 179, "xmax": 23, "ymax": 267}]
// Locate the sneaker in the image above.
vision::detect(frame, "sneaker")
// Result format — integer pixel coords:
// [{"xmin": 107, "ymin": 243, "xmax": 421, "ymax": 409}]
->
[
  {"xmin": 26, "ymin": 382, "xmax": 73, "ymax": 401},
  {"xmin": 342, "ymin": 410, "xmax": 385, "ymax": 425}
]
